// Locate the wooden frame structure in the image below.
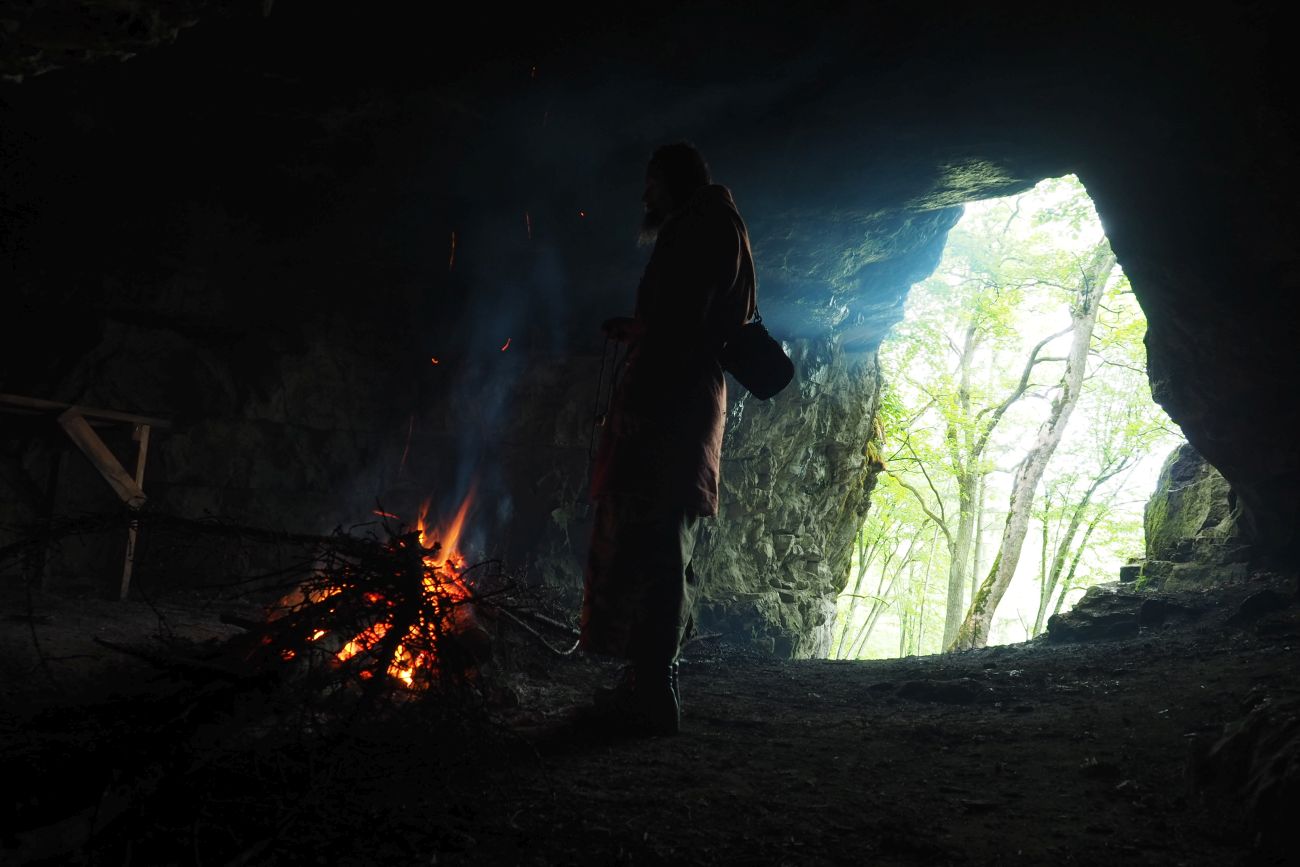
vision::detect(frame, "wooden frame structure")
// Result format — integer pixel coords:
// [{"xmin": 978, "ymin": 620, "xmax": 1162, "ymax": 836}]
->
[{"xmin": 0, "ymin": 393, "xmax": 170, "ymax": 599}]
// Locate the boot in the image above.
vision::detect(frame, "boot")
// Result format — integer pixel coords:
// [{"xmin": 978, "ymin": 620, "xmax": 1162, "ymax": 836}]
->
[
  {"xmin": 586, "ymin": 660, "xmax": 679, "ymax": 736},
  {"xmin": 593, "ymin": 664, "xmax": 636, "ymax": 707},
  {"xmin": 670, "ymin": 659, "xmax": 681, "ymax": 712},
  {"xmin": 631, "ymin": 660, "xmax": 680, "ymax": 736}
]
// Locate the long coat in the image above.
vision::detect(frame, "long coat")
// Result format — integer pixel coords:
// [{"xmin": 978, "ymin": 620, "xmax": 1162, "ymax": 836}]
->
[{"xmin": 590, "ymin": 184, "xmax": 757, "ymax": 517}]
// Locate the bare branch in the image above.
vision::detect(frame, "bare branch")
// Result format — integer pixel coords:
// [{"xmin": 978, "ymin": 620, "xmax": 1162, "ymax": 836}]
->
[
  {"xmin": 1093, "ymin": 359, "xmax": 1148, "ymax": 376},
  {"xmin": 971, "ymin": 325, "xmax": 1074, "ymax": 455},
  {"xmin": 886, "ymin": 470, "xmax": 952, "ymax": 546},
  {"xmin": 1000, "ymin": 198, "xmax": 1024, "ymax": 237},
  {"xmin": 905, "ymin": 440, "xmax": 949, "ymax": 525}
]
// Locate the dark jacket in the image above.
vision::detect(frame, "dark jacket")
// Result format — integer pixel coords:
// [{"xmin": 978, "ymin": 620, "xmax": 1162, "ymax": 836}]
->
[{"xmin": 591, "ymin": 184, "xmax": 757, "ymax": 516}]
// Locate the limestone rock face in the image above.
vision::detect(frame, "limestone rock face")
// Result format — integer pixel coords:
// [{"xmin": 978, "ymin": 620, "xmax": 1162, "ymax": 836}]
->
[
  {"xmin": 692, "ymin": 340, "xmax": 882, "ymax": 659},
  {"xmin": 1044, "ymin": 585, "xmax": 1201, "ymax": 643},
  {"xmin": 1142, "ymin": 444, "xmax": 1247, "ymax": 588}
]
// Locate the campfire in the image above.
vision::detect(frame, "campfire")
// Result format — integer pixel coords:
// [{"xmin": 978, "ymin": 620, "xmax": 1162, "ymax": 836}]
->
[{"xmin": 258, "ymin": 489, "xmax": 490, "ymax": 692}]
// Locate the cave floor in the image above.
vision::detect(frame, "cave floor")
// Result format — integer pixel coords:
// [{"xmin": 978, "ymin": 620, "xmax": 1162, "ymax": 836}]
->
[{"xmin": 2, "ymin": 576, "xmax": 1297, "ymax": 865}]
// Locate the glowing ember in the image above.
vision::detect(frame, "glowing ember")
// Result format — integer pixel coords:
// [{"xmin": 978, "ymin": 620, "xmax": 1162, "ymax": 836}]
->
[
  {"xmin": 373, "ymin": 509, "xmax": 400, "ymax": 520},
  {"xmin": 337, "ymin": 620, "xmax": 390, "ymax": 662},
  {"xmin": 448, "ymin": 231, "xmax": 457, "ymax": 271},
  {"xmin": 272, "ymin": 488, "xmax": 479, "ymax": 690},
  {"xmin": 500, "ymin": 337, "xmax": 511, "ymax": 352}
]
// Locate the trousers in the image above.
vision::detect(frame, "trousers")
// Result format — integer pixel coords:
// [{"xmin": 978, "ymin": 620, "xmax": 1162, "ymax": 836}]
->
[{"xmin": 579, "ymin": 495, "xmax": 701, "ymax": 663}]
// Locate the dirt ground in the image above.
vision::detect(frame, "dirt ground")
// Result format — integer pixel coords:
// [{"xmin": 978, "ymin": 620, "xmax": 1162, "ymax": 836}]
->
[{"xmin": 1, "ymin": 573, "xmax": 1297, "ymax": 866}]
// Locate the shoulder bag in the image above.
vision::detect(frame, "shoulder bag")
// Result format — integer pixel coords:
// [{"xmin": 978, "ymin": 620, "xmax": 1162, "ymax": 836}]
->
[{"xmin": 719, "ymin": 311, "xmax": 794, "ymax": 400}]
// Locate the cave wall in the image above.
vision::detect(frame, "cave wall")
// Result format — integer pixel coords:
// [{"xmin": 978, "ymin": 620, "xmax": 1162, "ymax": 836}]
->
[
  {"xmin": 695, "ymin": 339, "xmax": 883, "ymax": 658},
  {"xmin": 1142, "ymin": 443, "xmax": 1248, "ymax": 589},
  {"xmin": 1, "ymin": 1, "xmax": 1296, "ymax": 651}
]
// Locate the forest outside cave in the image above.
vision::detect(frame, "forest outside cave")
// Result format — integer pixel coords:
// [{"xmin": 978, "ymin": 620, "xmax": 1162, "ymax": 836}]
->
[{"xmin": 831, "ymin": 176, "xmax": 1185, "ymax": 659}]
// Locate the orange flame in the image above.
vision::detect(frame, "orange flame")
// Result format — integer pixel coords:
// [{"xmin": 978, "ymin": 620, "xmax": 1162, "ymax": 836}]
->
[
  {"xmin": 274, "ymin": 488, "xmax": 478, "ymax": 689},
  {"xmin": 417, "ymin": 486, "xmax": 475, "ymax": 568},
  {"xmin": 337, "ymin": 621, "xmax": 390, "ymax": 662}
]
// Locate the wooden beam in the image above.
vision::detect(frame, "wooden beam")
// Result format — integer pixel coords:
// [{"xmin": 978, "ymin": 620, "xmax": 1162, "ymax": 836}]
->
[
  {"xmin": 119, "ymin": 424, "xmax": 151, "ymax": 600},
  {"xmin": 0, "ymin": 393, "xmax": 171, "ymax": 429},
  {"xmin": 57, "ymin": 409, "xmax": 147, "ymax": 509}
]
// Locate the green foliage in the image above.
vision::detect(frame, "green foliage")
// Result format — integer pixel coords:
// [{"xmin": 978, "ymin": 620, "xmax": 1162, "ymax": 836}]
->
[{"xmin": 832, "ymin": 175, "xmax": 1184, "ymax": 657}]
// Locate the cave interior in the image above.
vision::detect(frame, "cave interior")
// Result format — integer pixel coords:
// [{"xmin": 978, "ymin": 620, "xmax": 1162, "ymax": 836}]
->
[{"xmin": 1, "ymin": 1, "xmax": 1298, "ymax": 864}]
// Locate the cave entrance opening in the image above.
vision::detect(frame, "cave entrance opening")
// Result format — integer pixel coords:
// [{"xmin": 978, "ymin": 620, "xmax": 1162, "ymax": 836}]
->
[{"xmin": 829, "ymin": 175, "xmax": 1184, "ymax": 660}]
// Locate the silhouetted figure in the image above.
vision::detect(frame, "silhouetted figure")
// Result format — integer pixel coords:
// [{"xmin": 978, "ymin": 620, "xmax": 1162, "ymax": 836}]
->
[{"xmin": 580, "ymin": 142, "xmax": 756, "ymax": 735}]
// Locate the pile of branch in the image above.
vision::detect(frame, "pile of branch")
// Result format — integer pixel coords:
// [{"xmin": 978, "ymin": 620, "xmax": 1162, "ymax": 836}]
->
[
  {"xmin": 231, "ymin": 527, "xmax": 505, "ymax": 697},
  {"xmin": 2, "ymin": 508, "xmax": 519, "ymax": 696}
]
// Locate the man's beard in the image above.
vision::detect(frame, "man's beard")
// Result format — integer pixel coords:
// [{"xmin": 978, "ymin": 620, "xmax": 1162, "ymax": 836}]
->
[{"xmin": 638, "ymin": 207, "xmax": 668, "ymax": 247}]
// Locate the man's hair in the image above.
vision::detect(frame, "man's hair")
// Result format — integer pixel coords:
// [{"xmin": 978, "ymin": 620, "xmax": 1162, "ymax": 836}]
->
[{"xmin": 647, "ymin": 141, "xmax": 712, "ymax": 205}]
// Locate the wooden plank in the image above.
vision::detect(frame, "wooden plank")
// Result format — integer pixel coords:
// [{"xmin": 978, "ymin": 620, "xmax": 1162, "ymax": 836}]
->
[
  {"xmin": 132, "ymin": 423, "xmax": 151, "ymax": 486},
  {"xmin": 56, "ymin": 409, "xmax": 147, "ymax": 508},
  {"xmin": 119, "ymin": 424, "xmax": 151, "ymax": 600},
  {"xmin": 0, "ymin": 393, "xmax": 171, "ymax": 429}
]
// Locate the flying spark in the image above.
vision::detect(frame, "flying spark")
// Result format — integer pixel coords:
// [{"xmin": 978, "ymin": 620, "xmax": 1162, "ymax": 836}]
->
[
  {"xmin": 525, "ymin": 211, "xmax": 532, "ymax": 240},
  {"xmin": 399, "ymin": 412, "xmax": 415, "ymax": 474},
  {"xmin": 448, "ymin": 231, "xmax": 457, "ymax": 271},
  {"xmin": 501, "ymin": 338, "xmax": 512, "ymax": 352}
]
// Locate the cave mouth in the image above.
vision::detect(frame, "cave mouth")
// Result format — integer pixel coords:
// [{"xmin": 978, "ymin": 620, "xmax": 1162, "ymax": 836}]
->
[{"xmin": 830, "ymin": 175, "xmax": 1185, "ymax": 659}]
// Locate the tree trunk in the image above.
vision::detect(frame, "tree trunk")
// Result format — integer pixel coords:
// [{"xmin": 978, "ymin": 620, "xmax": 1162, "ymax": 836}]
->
[
  {"xmin": 950, "ymin": 246, "xmax": 1114, "ymax": 651},
  {"xmin": 848, "ymin": 533, "xmax": 918, "ymax": 658},
  {"xmin": 941, "ymin": 471, "xmax": 977, "ymax": 646},
  {"xmin": 1033, "ymin": 484, "xmax": 1103, "ymax": 636},
  {"xmin": 832, "ymin": 520, "xmax": 892, "ymax": 657},
  {"xmin": 941, "ymin": 323, "xmax": 981, "ymax": 647},
  {"xmin": 970, "ymin": 472, "xmax": 985, "ymax": 604},
  {"xmin": 899, "ymin": 561, "xmax": 916, "ymax": 656},
  {"xmin": 1047, "ymin": 507, "xmax": 1107, "ymax": 624},
  {"xmin": 844, "ymin": 538, "xmax": 903, "ymax": 658},
  {"xmin": 914, "ymin": 525, "xmax": 939, "ymax": 654}
]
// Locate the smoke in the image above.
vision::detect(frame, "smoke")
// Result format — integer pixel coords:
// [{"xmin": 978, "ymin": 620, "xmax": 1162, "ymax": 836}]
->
[{"xmin": 337, "ymin": 47, "xmax": 907, "ymax": 558}]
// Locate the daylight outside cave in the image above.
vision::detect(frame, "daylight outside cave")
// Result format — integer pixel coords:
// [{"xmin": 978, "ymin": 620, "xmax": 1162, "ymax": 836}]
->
[{"xmin": 831, "ymin": 176, "xmax": 1184, "ymax": 659}]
